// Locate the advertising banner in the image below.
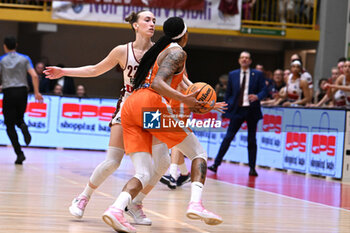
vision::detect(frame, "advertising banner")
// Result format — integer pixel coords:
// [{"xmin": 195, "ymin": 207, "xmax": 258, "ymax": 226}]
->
[
  {"xmin": 0, "ymin": 94, "xmax": 345, "ymax": 178},
  {"xmin": 57, "ymin": 97, "xmax": 115, "ymax": 136},
  {"xmin": 309, "ymin": 112, "xmax": 338, "ymax": 176},
  {"xmin": 256, "ymin": 107, "xmax": 284, "ymax": 167},
  {"xmin": 204, "ymin": 107, "xmax": 345, "ymax": 178},
  {"xmin": 52, "ymin": 0, "xmax": 242, "ymax": 30},
  {"xmin": 259, "ymin": 107, "xmax": 283, "ymax": 152},
  {"xmin": 50, "ymin": 0, "xmax": 206, "ymax": 10},
  {"xmin": 283, "ymin": 110, "xmax": 309, "ymax": 172},
  {"xmin": 0, "ymin": 94, "xmax": 116, "ymax": 150}
]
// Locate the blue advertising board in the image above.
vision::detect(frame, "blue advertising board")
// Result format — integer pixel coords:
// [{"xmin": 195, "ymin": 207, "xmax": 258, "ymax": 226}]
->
[
  {"xmin": 193, "ymin": 107, "xmax": 346, "ymax": 178},
  {"xmin": 0, "ymin": 94, "xmax": 346, "ymax": 178},
  {"xmin": 0, "ymin": 94, "xmax": 116, "ymax": 150}
]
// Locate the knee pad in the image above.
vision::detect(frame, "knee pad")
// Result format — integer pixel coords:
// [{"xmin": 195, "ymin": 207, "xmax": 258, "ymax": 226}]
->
[
  {"xmin": 174, "ymin": 133, "xmax": 208, "ymax": 161},
  {"xmin": 131, "ymin": 152, "xmax": 154, "ymax": 188},
  {"xmin": 106, "ymin": 146, "xmax": 124, "ymax": 166},
  {"xmin": 89, "ymin": 146, "xmax": 124, "ymax": 186},
  {"xmin": 152, "ymin": 143, "xmax": 170, "ymax": 175},
  {"xmin": 146, "ymin": 143, "xmax": 170, "ymax": 186}
]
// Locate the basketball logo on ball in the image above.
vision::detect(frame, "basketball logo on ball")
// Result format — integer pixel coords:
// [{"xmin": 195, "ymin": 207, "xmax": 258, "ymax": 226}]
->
[{"xmin": 185, "ymin": 82, "xmax": 217, "ymax": 114}]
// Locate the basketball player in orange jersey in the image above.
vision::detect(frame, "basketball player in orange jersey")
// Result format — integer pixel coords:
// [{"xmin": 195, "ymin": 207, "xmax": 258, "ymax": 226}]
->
[
  {"xmin": 44, "ymin": 11, "xmax": 171, "ymax": 225},
  {"xmin": 162, "ymin": 74, "xmax": 227, "ymax": 189},
  {"xmin": 101, "ymin": 17, "xmax": 223, "ymax": 233}
]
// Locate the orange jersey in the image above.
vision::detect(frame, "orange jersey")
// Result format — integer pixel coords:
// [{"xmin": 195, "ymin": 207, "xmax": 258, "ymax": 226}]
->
[
  {"xmin": 144, "ymin": 43, "xmax": 185, "ymax": 101},
  {"xmin": 121, "ymin": 43, "xmax": 191, "ymax": 154}
]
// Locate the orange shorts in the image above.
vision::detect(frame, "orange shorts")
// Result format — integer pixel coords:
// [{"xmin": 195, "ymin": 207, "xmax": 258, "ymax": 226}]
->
[{"xmin": 121, "ymin": 88, "xmax": 191, "ymax": 155}]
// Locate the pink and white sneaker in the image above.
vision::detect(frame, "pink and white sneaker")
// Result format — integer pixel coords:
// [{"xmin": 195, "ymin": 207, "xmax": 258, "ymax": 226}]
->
[
  {"xmin": 126, "ymin": 203, "xmax": 152, "ymax": 225},
  {"xmin": 69, "ymin": 195, "xmax": 89, "ymax": 219},
  {"xmin": 102, "ymin": 206, "xmax": 136, "ymax": 233},
  {"xmin": 186, "ymin": 201, "xmax": 223, "ymax": 225}
]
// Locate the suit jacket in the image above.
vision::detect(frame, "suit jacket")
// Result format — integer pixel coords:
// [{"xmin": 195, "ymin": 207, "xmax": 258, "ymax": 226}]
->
[{"xmin": 223, "ymin": 68, "xmax": 267, "ymax": 120}]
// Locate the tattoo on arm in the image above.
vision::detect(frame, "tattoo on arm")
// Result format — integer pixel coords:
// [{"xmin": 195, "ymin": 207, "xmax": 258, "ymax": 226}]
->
[{"xmin": 156, "ymin": 50, "xmax": 186, "ymax": 81}]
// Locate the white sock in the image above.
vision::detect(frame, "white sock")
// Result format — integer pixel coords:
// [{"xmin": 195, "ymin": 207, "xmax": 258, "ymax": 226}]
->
[
  {"xmin": 80, "ymin": 184, "xmax": 94, "ymax": 198},
  {"xmin": 169, "ymin": 163, "xmax": 178, "ymax": 179},
  {"xmin": 133, "ymin": 192, "xmax": 146, "ymax": 205},
  {"xmin": 179, "ymin": 163, "xmax": 188, "ymax": 175},
  {"xmin": 190, "ymin": 182, "xmax": 203, "ymax": 203},
  {"xmin": 112, "ymin": 191, "xmax": 132, "ymax": 210}
]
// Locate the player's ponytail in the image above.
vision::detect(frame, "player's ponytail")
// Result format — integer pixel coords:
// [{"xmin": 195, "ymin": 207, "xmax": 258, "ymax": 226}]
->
[{"xmin": 125, "ymin": 10, "xmax": 145, "ymax": 31}]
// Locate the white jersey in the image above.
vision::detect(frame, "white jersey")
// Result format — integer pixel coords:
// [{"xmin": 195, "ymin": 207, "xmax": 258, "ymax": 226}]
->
[
  {"xmin": 342, "ymin": 76, "xmax": 350, "ymax": 105},
  {"xmin": 286, "ymin": 74, "xmax": 302, "ymax": 102},
  {"xmin": 111, "ymin": 42, "xmax": 140, "ymax": 125},
  {"xmin": 301, "ymin": 71, "xmax": 313, "ymax": 89},
  {"xmin": 122, "ymin": 42, "xmax": 140, "ymax": 100},
  {"xmin": 333, "ymin": 90, "xmax": 346, "ymax": 106}
]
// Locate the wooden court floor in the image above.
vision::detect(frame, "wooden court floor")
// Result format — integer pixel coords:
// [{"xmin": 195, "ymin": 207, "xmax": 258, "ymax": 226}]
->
[{"xmin": 0, "ymin": 146, "xmax": 350, "ymax": 233}]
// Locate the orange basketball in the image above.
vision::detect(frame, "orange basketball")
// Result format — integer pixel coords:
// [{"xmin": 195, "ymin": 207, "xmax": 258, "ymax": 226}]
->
[{"xmin": 185, "ymin": 82, "xmax": 217, "ymax": 114}]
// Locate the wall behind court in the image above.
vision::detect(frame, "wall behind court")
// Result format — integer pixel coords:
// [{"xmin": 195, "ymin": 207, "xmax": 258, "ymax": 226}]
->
[{"xmin": 0, "ymin": 21, "xmax": 315, "ymax": 97}]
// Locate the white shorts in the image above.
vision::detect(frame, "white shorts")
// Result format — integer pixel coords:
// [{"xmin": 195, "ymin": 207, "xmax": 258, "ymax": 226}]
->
[
  {"xmin": 110, "ymin": 101, "xmax": 124, "ymax": 125},
  {"xmin": 110, "ymin": 91, "xmax": 132, "ymax": 126}
]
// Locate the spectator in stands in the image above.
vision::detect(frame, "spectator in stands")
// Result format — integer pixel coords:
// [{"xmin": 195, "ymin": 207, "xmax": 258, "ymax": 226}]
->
[
  {"xmin": 255, "ymin": 64, "xmax": 264, "ymax": 72},
  {"xmin": 242, "ymin": 0, "xmax": 256, "ymax": 20},
  {"xmin": 52, "ymin": 84, "xmax": 63, "ymax": 96},
  {"xmin": 337, "ymin": 57, "xmax": 346, "ymax": 75},
  {"xmin": 314, "ymin": 63, "xmax": 343, "ymax": 107},
  {"xmin": 328, "ymin": 67, "xmax": 339, "ymax": 84},
  {"xmin": 283, "ymin": 69, "xmax": 291, "ymax": 83},
  {"xmin": 274, "ymin": 59, "xmax": 311, "ymax": 106},
  {"xmin": 34, "ymin": 61, "xmax": 51, "ymax": 93},
  {"xmin": 51, "ymin": 64, "xmax": 76, "ymax": 95},
  {"xmin": 76, "ymin": 84, "xmax": 87, "ymax": 98},
  {"xmin": 261, "ymin": 69, "xmax": 285, "ymax": 105},
  {"xmin": 314, "ymin": 78, "xmax": 328, "ymax": 103},
  {"xmin": 303, "ymin": 0, "xmax": 314, "ymax": 24},
  {"xmin": 271, "ymin": 69, "xmax": 285, "ymax": 96},
  {"xmin": 215, "ymin": 74, "xmax": 228, "ymax": 102},
  {"xmin": 279, "ymin": 0, "xmax": 295, "ymax": 23}
]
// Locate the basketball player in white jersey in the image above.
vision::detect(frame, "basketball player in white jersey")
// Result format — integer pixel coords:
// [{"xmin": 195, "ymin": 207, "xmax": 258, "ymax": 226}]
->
[
  {"xmin": 274, "ymin": 60, "xmax": 311, "ymax": 106},
  {"xmin": 44, "ymin": 11, "xmax": 171, "ymax": 225},
  {"xmin": 325, "ymin": 60, "xmax": 350, "ymax": 106}
]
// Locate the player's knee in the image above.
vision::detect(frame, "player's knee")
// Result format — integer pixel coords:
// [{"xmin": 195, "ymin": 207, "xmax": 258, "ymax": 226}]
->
[
  {"xmin": 152, "ymin": 143, "xmax": 170, "ymax": 175},
  {"xmin": 103, "ymin": 159, "xmax": 121, "ymax": 174},
  {"xmin": 174, "ymin": 133, "xmax": 208, "ymax": 162},
  {"xmin": 134, "ymin": 169, "xmax": 152, "ymax": 188}
]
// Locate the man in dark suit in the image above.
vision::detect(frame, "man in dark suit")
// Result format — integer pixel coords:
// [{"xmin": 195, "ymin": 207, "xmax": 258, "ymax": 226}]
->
[{"xmin": 208, "ymin": 51, "xmax": 267, "ymax": 176}]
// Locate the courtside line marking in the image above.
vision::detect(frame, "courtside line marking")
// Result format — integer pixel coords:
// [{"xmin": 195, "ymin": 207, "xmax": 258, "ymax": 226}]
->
[{"xmin": 208, "ymin": 177, "xmax": 350, "ymax": 213}]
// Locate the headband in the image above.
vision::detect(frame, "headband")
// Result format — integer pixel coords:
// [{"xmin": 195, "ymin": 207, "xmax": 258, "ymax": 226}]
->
[
  {"xmin": 172, "ymin": 24, "xmax": 187, "ymax": 40},
  {"xmin": 291, "ymin": 60, "xmax": 302, "ymax": 66}
]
